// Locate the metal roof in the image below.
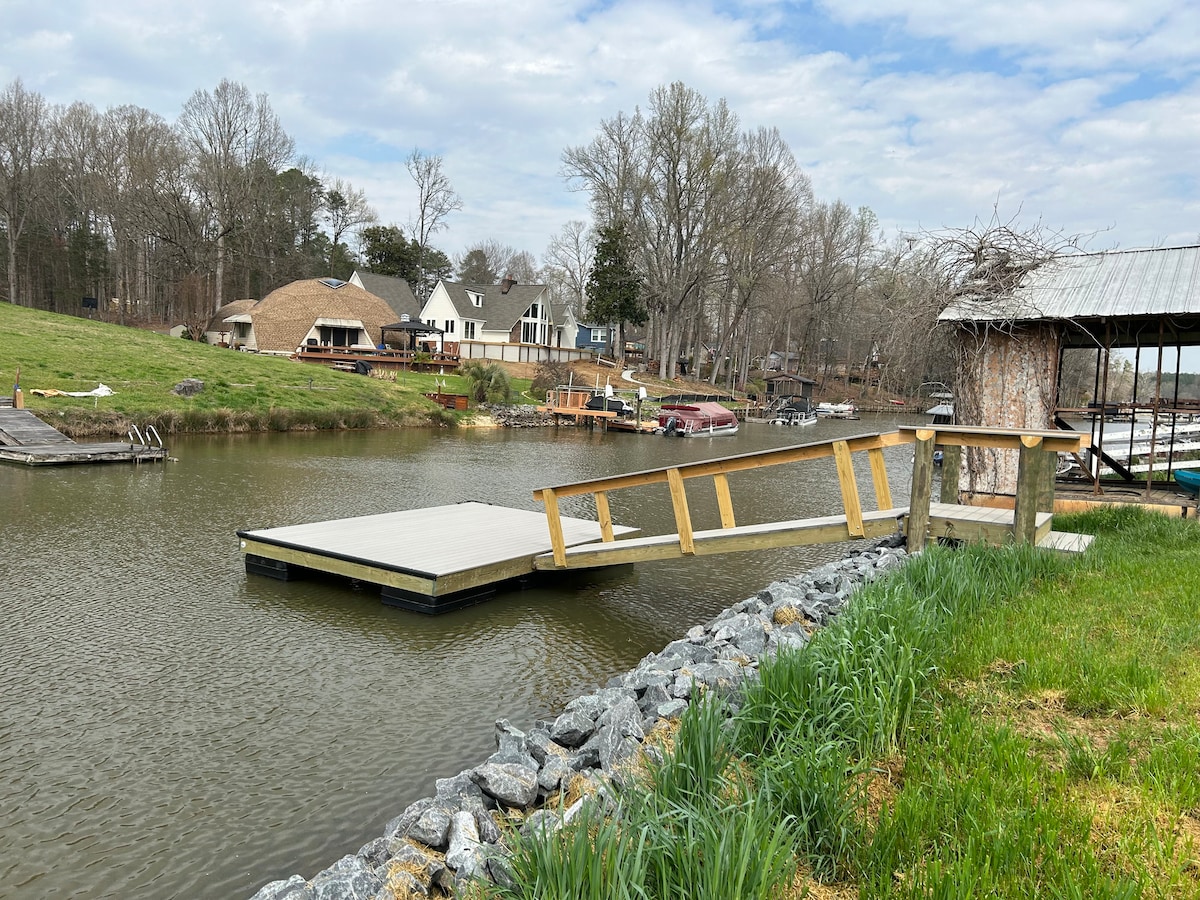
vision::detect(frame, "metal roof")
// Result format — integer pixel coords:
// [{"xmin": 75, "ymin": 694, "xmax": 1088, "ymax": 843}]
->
[{"xmin": 939, "ymin": 245, "xmax": 1200, "ymax": 324}]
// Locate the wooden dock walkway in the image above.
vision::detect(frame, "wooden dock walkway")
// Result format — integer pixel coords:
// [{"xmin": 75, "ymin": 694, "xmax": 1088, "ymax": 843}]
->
[
  {"xmin": 0, "ymin": 408, "xmax": 168, "ymax": 466},
  {"xmin": 238, "ymin": 502, "xmax": 638, "ymax": 613},
  {"xmin": 238, "ymin": 426, "xmax": 1096, "ymax": 614}
]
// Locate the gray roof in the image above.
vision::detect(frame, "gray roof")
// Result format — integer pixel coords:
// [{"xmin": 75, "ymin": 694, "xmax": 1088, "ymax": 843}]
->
[
  {"xmin": 352, "ymin": 270, "xmax": 421, "ymax": 321},
  {"xmin": 440, "ymin": 280, "xmax": 551, "ymax": 331},
  {"xmin": 940, "ymin": 245, "xmax": 1200, "ymax": 324}
]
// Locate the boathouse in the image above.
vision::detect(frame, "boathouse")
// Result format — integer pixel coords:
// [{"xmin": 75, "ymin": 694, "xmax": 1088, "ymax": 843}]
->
[{"xmin": 939, "ymin": 245, "xmax": 1200, "ymax": 500}]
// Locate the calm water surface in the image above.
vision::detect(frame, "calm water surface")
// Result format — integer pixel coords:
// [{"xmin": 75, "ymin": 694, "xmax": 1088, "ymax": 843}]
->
[{"xmin": 0, "ymin": 415, "xmax": 912, "ymax": 899}]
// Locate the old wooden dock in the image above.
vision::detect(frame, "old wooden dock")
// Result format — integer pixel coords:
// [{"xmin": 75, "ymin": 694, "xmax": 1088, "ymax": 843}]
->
[
  {"xmin": 238, "ymin": 502, "xmax": 638, "ymax": 613},
  {"xmin": 0, "ymin": 408, "xmax": 168, "ymax": 466}
]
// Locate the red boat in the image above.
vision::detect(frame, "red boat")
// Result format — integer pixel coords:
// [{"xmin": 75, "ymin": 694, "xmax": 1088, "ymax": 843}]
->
[{"xmin": 656, "ymin": 402, "xmax": 739, "ymax": 437}]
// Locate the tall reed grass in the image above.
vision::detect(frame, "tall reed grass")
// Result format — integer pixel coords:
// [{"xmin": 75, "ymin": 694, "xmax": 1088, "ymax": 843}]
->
[{"xmin": 480, "ymin": 508, "xmax": 1200, "ymax": 898}]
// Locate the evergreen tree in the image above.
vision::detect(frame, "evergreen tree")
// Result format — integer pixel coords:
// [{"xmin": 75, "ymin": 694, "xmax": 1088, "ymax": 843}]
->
[{"xmin": 585, "ymin": 222, "xmax": 646, "ymax": 357}]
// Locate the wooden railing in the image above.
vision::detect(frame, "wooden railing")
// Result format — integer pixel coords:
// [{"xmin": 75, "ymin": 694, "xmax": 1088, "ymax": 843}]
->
[
  {"xmin": 533, "ymin": 431, "xmax": 909, "ymax": 568},
  {"xmin": 533, "ymin": 425, "xmax": 1091, "ymax": 568}
]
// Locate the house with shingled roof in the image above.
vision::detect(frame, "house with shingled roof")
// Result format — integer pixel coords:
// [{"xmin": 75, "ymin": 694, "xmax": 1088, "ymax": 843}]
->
[
  {"xmin": 420, "ymin": 277, "xmax": 577, "ymax": 356},
  {"xmin": 349, "ymin": 270, "xmax": 422, "ymax": 322},
  {"xmin": 205, "ymin": 277, "xmax": 399, "ymax": 354}
]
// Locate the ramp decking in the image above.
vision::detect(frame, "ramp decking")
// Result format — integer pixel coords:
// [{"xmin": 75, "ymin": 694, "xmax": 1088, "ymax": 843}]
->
[
  {"xmin": 0, "ymin": 408, "xmax": 168, "ymax": 466},
  {"xmin": 238, "ymin": 501, "xmax": 639, "ymax": 613}
]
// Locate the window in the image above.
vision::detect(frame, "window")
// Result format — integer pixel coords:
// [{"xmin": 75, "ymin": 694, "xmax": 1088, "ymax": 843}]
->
[
  {"xmin": 444, "ymin": 320, "xmax": 455, "ymax": 334},
  {"xmin": 468, "ymin": 291, "xmax": 482, "ymax": 308},
  {"xmin": 463, "ymin": 321, "xmax": 476, "ymax": 339},
  {"xmin": 590, "ymin": 328, "xmax": 606, "ymax": 343},
  {"xmin": 318, "ymin": 277, "xmax": 347, "ymax": 289},
  {"xmin": 234, "ymin": 322, "xmax": 251, "ymax": 340},
  {"xmin": 319, "ymin": 325, "xmax": 359, "ymax": 346}
]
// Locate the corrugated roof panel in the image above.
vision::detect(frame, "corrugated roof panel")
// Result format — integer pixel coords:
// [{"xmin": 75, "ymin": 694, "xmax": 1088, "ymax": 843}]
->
[{"xmin": 940, "ymin": 246, "xmax": 1200, "ymax": 323}]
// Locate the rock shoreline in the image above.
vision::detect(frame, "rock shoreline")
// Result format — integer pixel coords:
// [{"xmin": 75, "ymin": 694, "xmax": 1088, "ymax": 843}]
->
[{"xmin": 250, "ymin": 537, "xmax": 909, "ymax": 900}]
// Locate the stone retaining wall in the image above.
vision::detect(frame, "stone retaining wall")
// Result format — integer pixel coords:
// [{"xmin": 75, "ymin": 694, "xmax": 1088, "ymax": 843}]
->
[{"xmin": 250, "ymin": 537, "xmax": 908, "ymax": 900}]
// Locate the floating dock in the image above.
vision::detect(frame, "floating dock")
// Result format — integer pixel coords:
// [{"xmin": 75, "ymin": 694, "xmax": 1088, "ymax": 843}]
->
[
  {"xmin": 0, "ymin": 408, "xmax": 168, "ymax": 466},
  {"xmin": 238, "ymin": 501, "xmax": 639, "ymax": 613}
]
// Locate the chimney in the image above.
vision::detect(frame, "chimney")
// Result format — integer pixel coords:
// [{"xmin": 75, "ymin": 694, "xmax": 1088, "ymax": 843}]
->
[{"xmin": 500, "ymin": 276, "xmax": 516, "ymax": 294}]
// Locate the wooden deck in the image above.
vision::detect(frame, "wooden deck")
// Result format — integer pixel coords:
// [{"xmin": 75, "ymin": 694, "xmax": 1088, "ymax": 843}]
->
[
  {"xmin": 238, "ymin": 426, "xmax": 1098, "ymax": 614},
  {"xmin": 0, "ymin": 408, "xmax": 168, "ymax": 466},
  {"xmin": 238, "ymin": 502, "xmax": 639, "ymax": 613}
]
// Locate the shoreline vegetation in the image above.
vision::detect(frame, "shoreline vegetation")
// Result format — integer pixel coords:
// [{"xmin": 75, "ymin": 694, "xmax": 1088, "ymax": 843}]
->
[{"xmin": 478, "ymin": 506, "xmax": 1200, "ymax": 900}]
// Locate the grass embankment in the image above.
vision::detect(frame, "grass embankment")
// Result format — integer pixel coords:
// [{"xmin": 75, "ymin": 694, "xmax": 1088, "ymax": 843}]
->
[
  {"xmin": 0, "ymin": 304, "xmax": 533, "ymax": 435},
  {"xmin": 483, "ymin": 507, "xmax": 1200, "ymax": 900}
]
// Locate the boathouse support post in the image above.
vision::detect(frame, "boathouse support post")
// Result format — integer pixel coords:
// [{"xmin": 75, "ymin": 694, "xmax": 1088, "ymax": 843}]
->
[
  {"xmin": 1013, "ymin": 435, "xmax": 1046, "ymax": 544},
  {"xmin": 542, "ymin": 488, "xmax": 568, "ymax": 567},
  {"xmin": 907, "ymin": 429, "xmax": 936, "ymax": 552},
  {"xmin": 832, "ymin": 440, "xmax": 865, "ymax": 538},
  {"xmin": 666, "ymin": 467, "xmax": 696, "ymax": 555}
]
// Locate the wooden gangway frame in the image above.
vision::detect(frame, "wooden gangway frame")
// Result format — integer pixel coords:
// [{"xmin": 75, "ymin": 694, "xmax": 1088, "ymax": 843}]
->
[
  {"xmin": 533, "ymin": 431, "xmax": 910, "ymax": 570},
  {"xmin": 532, "ymin": 425, "xmax": 1092, "ymax": 569}
]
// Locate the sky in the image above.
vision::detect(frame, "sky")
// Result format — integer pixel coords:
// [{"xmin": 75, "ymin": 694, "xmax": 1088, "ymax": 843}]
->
[{"xmin": 3, "ymin": 0, "xmax": 1199, "ymax": 264}]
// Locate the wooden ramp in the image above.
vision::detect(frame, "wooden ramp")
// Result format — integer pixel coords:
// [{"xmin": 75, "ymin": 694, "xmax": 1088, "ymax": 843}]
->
[
  {"xmin": 238, "ymin": 502, "xmax": 639, "ymax": 614},
  {"xmin": 531, "ymin": 427, "xmax": 1096, "ymax": 572},
  {"xmin": 0, "ymin": 408, "xmax": 168, "ymax": 466}
]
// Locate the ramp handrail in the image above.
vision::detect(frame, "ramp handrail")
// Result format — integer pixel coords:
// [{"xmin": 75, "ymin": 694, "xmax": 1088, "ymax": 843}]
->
[
  {"xmin": 534, "ymin": 425, "xmax": 1092, "ymax": 567},
  {"xmin": 533, "ymin": 430, "xmax": 910, "ymax": 568}
]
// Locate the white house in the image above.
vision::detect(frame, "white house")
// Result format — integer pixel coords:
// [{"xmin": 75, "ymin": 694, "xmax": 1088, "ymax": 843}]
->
[{"xmin": 419, "ymin": 278, "xmax": 552, "ymax": 347}]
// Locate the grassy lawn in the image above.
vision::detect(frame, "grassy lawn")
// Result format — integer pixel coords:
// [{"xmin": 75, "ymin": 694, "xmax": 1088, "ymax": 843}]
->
[
  {"xmin": 0, "ymin": 304, "xmax": 533, "ymax": 434},
  {"xmin": 485, "ymin": 507, "xmax": 1200, "ymax": 900}
]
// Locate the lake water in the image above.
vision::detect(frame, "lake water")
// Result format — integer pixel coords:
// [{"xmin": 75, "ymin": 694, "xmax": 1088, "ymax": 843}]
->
[{"xmin": 0, "ymin": 414, "xmax": 914, "ymax": 899}]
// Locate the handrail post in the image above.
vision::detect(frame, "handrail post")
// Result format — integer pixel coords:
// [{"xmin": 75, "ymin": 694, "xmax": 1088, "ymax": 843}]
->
[
  {"xmin": 867, "ymin": 444, "xmax": 893, "ymax": 509},
  {"xmin": 713, "ymin": 473, "xmax": 736, "ymax": 529},
  {"xmin": 939, "ymin": 445, "xmax": 962, "ymax": 503},
  {"xmin": 907, "ymin": 429, "xmax": 936, "ymax": 551},
  {"xmin": 595, "ymin": 490, "xmax": 615, "ymax": 542},
  {"xmin": 832, "ymin": 440, "xmax": 865, "ymax": 537},
  {"xmin": 542, "ymin": 488, "xmax": 568, "ymax": 567},
  {"xmin": 1013, "ymin": 434, "xmax": 1044, "ymax": 544},
  {"xmin": 666, "ymin": 468, "xmax": 696, "ymax": 555}
]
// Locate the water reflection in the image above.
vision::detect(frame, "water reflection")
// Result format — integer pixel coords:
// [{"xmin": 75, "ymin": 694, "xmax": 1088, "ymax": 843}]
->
[{"xmin": 0, "ymin": 414, "xmax": 912, "ymax": 898}]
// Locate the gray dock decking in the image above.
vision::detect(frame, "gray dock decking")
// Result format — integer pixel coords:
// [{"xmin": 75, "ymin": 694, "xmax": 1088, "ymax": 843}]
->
[{"xmin": 238, "ymin": 501, "xmax": 639, "ymax": 613}]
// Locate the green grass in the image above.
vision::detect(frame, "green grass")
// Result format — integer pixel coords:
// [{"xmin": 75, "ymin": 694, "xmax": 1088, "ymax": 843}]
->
[
  {"xmin": 480, "ymin": 509, "xmax": 1200, "ymax": 899},
  {"xmin": 0, "ymin": 303, "xmax": 535, "ymax": 433}
]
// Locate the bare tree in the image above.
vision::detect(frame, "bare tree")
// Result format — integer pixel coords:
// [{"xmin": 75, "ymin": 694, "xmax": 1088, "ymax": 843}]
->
[
  {"xmin": 541, "ymin": 220, "xmax": 594, "ymax": 316},
  {"xmin": 406, "ymin": 150, "xmax": 461, "ymax": 297},
  {"xmin": 707, "ymin": 126, "xmax": 809, "ymax": 385},
  {"xmin": 456, "ymin": 239, "xmax": 536, "ymax": 284},
  {"xmin": 323, "ymin": 176, "xmax": 376, "ymax": 270},
  {"xmin": 177, "ymin": 79, "xmax": 294, "ymax": 312},
  {"xmin": 0, "ymin": 79, "xmax": 52, "ymax": 305}
]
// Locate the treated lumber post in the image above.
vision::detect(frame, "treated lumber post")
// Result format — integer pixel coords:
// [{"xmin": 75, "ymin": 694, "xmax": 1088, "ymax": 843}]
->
[
  {"xmin": 595, "ymin": 490, "xmax": 614, "ymax": 542},
  {"xmin": 1013, "ymin": 434, "xmax": 1045, "ymax": 543},
  {"xmin": 833, "ymin": 440, "xmax": 865, "ymax": 537},
  {"xmin": 666, "ymin": 467, "xmax": 696, "ymax": 555},
  {"xmin": 908, "ymin": 428, "xmax": 936, "ymax": 552},
  {"xmin": 542, "ymin": 488, "xmax": 568, "ymax": 567},
  {"xmin": 939, "ymin": 445, "xmax": 962, "ymax": 504},
  {"xmin": 867, "ymin": 445, "xmax": 893, "ymax": 510},
  {"xmin": 713, "ymin": 473, "xmax": 736, "ymax": 529}
]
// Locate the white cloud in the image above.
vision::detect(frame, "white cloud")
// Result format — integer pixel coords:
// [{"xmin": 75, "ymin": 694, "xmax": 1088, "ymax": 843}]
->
[{"xmin": 2, "ymin": 0, "xmax": 1198, "ymax": 260}]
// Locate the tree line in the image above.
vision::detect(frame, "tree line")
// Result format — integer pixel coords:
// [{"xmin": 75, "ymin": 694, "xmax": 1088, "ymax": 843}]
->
[{"xmin": 5, "ymin": 75, "xmax": 1132, "ymax": 398}]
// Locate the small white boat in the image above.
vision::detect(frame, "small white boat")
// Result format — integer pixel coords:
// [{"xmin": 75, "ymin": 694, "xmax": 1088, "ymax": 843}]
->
[
  {"xmin": 657, "ymin": 402, "xmax": 740, "ymax": 437},
  {"xmin": 816, "ymin": 401, "xmax": 858, "ymax": 419}
]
